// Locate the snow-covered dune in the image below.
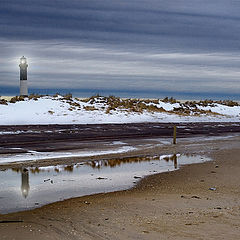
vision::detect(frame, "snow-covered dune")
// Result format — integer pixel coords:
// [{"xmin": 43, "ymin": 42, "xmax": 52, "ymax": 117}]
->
[{"xmin": 0, "ymin": 95, "xmax": 239, "ymax": 125}]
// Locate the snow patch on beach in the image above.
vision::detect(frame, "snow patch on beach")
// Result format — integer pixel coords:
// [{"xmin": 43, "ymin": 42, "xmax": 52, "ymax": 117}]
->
[{"xmin": 0, "ymin": 146, "xmax": 136, "ymax": 164}]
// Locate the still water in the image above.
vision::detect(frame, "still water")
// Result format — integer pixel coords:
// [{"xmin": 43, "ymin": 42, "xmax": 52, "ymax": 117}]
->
[{"xmin": 0, "ymin": 154, "xmax": 211, "ymax": 214}]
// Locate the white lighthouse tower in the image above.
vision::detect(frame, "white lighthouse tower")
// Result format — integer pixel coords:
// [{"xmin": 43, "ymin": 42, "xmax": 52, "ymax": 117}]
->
[{"xmin": 19, "ymin": 56, "xmax": 28, "ymax": 96}]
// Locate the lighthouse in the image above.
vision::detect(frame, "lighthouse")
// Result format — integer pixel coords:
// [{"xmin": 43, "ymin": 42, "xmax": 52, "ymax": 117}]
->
[{"xmin": 19, "ymin": 56, "xmax": 28, "ymax": 96}]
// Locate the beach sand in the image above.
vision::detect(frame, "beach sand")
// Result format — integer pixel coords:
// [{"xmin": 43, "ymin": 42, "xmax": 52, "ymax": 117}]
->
[
  {"xmin": 0, "ymin": 96, "xmax": 13, "ymax": 101},
  {"xmin": 0, "ymin": 136, "xmax": 240, "ymax": 239}
]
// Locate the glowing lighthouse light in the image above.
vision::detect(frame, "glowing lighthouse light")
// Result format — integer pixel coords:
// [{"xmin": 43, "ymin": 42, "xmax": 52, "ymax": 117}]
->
[
  {"xmin": 19, "ymin": 56, "xmax": 28, "ymax": 96},
  {"xmin": 21, "ymin": 57, "xmax": 26, "ymax": 65}
]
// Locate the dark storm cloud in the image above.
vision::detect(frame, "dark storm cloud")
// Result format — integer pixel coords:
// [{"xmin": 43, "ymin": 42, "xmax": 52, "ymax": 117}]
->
[
  {"xmin": 2, "ymin": 0, "xmax": 240, "ymax": 50},
  {"xmin": 1, "ymin": 0, "xmax": 240, "ymax": 97}
]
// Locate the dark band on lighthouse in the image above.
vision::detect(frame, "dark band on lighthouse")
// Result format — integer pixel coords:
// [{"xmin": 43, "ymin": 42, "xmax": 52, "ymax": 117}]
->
[{"xmin": 19, "ymin": 56, "xmax": 28, "ymax": 96}]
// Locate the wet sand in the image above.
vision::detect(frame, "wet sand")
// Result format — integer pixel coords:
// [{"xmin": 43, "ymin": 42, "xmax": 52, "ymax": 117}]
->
[
  {"xmin": 1, "ymin": 122, "xmax": 240, "ymax": 154},
  {"xmin": 0, "ymin": 136, "xmax": 240, "ymax": 239}
]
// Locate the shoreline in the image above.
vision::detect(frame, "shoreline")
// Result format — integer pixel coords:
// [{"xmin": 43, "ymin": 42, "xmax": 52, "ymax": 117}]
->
[
  {"xmin": 0, "ymin": 136, "xmax": 240, "ymax": 239},
  {"xmin": 0, "ymin": 133, "xmax": 239, "ymax": 169}
]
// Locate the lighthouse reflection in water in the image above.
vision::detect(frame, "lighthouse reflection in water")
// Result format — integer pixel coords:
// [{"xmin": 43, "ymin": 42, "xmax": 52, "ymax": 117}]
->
[{"xmin": 21, "ymin": 168, "xmax": 30, "ymax": 198}]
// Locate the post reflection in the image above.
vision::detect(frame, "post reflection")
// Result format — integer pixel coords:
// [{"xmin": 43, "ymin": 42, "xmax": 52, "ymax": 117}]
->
[{"xmin": 173, "ymin": 154, "xmax": 178, "ymax": 169}]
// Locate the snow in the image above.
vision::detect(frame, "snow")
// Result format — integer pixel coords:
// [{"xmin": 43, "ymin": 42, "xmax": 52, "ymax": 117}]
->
[
  {"xmin": 160, "ymin": 154, "xmax": 181, "ymax": 160},
  {"xmin": 0, "ymin": 146, "xmax": 136, "ymax": 164},
  {"xmin": 0, "ymin": 130, "xmax": 41, "ymax": 135},
  {"xmin": 198, "ymin": 103, "xmax": 240, "ymax": 116},
  {"xmin": 157, "ymin": 101, "xmax": 181, "ymax": 111},
  {"xmin": 0, "ymin": 96, "xmax": 239, "ymax": 125},
  {"xmin": 112, "ymin": 141, "xmax": 126, "ymax": 145}
]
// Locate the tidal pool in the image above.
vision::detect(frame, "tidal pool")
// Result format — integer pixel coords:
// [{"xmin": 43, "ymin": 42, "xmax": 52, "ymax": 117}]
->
[{"xmin": 0, "ymin": 154, "xmax": 211, "ymax": 214}]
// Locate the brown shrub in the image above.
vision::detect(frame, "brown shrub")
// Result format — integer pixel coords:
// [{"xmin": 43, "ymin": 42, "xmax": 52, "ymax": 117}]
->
[
  {"xmin": 84, "ymin": 106, "xmax": 98, "ymax": 111},
  {"xmin": 0, "ymin": 99, "xmax": 8, "ymax": 105},
  {"xmin": 10, "ymin": 96, "xmax": 25, "ymax": 103},
  {"xmin": 63, "ymin": 93, "xmax": 73, "ymax": 101},
  {"xmin": 28, "ymin": 93, "xmax": 43, "ymax": 100},
  {"xmin": 216, "ymin": 100, "xmax": 239, "ymax": 107},
  {"xmin": 53, "ymin": 93, "xmax": 60, "ymax": 98},
  {"xmin": 162, "ymin": 97, "xmax": 177, "ymax": 104}
]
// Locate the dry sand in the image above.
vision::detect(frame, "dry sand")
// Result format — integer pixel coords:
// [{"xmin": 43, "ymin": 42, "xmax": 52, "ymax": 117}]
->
[
  {"xmin": 0, "ymin": 96, "xmax": 13, "ymax": 101},
  {"xmin": 0, "ymin": 136, "xmax": 240, "ymax": 240}
]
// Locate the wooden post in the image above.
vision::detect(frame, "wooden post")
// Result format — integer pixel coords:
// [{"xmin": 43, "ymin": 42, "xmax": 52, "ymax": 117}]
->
[{"xmin": 173, "ymin": 125, "xmax": 177, "ymax": 144}]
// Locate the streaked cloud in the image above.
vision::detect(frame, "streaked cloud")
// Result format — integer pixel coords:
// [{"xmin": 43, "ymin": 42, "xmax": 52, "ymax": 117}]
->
[{"xmin": 1, "ymin": 0, "xmax": 240, "ymax": 98}]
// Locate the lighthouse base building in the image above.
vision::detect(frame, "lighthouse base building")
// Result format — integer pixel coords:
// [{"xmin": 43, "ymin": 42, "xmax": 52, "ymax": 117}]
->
[{"xmin": 20, "ymin": 79, "xmax": 28, "ymax": 96}]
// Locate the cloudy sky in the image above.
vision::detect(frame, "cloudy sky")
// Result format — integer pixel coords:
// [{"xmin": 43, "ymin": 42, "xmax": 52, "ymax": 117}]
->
[{"xmin": 1, "ymin": 0, "xmax": 240, "ymax": 99}]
